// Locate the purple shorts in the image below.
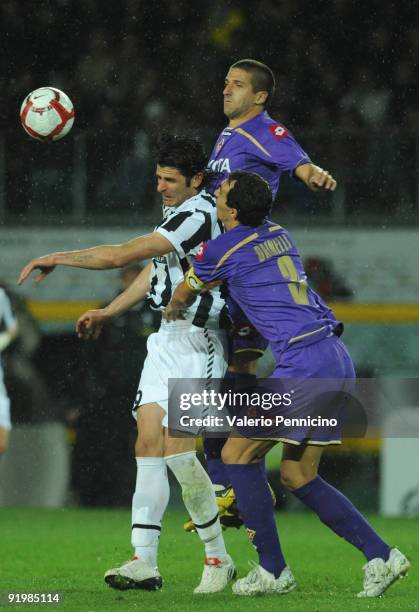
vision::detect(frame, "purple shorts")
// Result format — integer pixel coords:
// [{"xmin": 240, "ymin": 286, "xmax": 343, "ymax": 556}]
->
[{"xmin": 234, "ymin": 335, "xmax": 356, "ymax": 445}]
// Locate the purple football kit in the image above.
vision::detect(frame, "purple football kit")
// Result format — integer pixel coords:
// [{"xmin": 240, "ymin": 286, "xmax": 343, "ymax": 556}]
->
[
  {"xmin": 197, "ymin": 105, "xmax": 395, "ymax": 586},
  {"xmin": 208, "ymin": 111, "xmax": 310, "ymax": 197},
  {"xmin": 207, "ymin": 111, "xmax": 311, "ymax": 357},
  {"xmin": 188, "ymin": 221, "xmax": 355, "ymax": 444}
]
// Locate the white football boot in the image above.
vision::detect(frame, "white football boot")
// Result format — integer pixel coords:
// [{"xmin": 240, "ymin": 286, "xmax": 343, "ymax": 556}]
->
[
  {"xmin": 104, "ymin": 557, "xmax": 162, "ymax": 591},
  {"xmin": 232, "ymin": 562, "xmax": 296, "ymax": 596},
  {"xmin": 193, "ymin": 555, "xmax": 237, "ymax": 594},
  {"xmin": 357, "ymin": 548, "xmax": 410, "ymax": 597}
]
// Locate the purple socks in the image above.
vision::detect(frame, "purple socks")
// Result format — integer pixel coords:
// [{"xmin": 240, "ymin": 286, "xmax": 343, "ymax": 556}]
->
[
  {"xmin": 226, "ymin": 462, "xmax": 286, "ymax": 577},
  {"xmin": 292, "ymin": 475, "xmax": 390, "ymax": 561}
]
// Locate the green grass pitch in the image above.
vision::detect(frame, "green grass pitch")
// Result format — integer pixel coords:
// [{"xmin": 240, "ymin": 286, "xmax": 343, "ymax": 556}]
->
[{"xmin": 1, "ymin": 507, "xmax": 417, "ymax": 611}]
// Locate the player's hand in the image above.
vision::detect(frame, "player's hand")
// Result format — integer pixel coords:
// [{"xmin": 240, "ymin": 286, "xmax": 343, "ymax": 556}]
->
[
  {"xmin": 308, "ymin": 166, "xmax": 337, "ymax": 191},
  {"xmin": 18, "ymin": 255, "xmax": 56, "ymax": 285},
  {"xmin": 76, "ymin": 309, "xmax": 109, "ymax": 340},
  {"xmin": 163, "ymin": 303, "xmax": 186, "ymax": 322}
]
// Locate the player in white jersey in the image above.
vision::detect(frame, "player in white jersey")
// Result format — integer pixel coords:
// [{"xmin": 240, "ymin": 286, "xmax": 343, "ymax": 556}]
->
[
  {"xmin": 18, "ymin": 135, "xmax": 235, "ymax": 594},
  {"xmin": 0, "ymin": 289, "xmax": 18, "ymax": 456},
  {"xmin": 147, "ymin": 191, "xmax": 226, "ymax": 332}
]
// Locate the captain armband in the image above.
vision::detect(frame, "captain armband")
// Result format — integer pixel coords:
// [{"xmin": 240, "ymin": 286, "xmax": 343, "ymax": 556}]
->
[{"xmin": 185, "ymin": 268, "xmax": 208, "ymax": 293}]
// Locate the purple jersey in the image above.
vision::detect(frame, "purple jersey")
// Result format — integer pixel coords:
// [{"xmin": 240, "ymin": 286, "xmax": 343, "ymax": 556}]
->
[
  {"xmin": 207, "ymin": 111, "xmax": 311, "ymax": 198},
  {"xmin": 188, "ymin": 221, "xmax": 339, "ymax": 362}
]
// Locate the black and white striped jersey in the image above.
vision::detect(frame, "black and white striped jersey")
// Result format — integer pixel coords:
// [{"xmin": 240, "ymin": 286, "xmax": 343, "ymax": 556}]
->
[
  {"xmin": 0, "ymin": 289, "xmax": 17, "ymax": 382},
  {"xmin": 148, "ymin": 190, "xmax": 226, "ymax": 330}
]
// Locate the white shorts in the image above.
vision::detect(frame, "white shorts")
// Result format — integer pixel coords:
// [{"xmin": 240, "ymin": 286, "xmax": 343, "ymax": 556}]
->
[
  {"xmin": 133, "ymin": 320, "xmax": 228, "ymax": 428},
  {"xmin": 0, "ymin": 381, "xmax": 11, "ymax": 430}
]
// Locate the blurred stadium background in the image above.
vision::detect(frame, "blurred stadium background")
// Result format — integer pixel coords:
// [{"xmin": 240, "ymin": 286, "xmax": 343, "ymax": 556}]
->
[{"xmin": 0, "ymin": 1, "xmax": 418, "ymax": 519}]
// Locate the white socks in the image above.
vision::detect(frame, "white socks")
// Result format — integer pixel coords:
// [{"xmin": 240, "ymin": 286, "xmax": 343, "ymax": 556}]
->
[
  {"xmin": 131, "ymin": 457, "xmax": 170, "ymax": 567},
  {"xmin": 131, "ymin": 452, "xmax": 227, "ymax": 566},
  {"xmin": 165, "ymin": 451, "xmax": 227, "ymax": 560}
]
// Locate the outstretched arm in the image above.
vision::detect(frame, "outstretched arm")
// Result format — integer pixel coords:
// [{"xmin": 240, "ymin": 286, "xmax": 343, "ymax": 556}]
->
[
  {"xmin": 294, "ymin": 163, "xmax": 337, "ymax": 192},
  {"xmin": 18, "ymin": 233, "xmax": 173, "ymax": 285},
  {"xmin": 76, "ymin": 262, "xmax": 152, "ymax": 339}
]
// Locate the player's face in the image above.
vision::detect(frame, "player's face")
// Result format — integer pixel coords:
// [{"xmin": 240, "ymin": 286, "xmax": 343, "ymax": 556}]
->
[
  {"xmin": 215, "ymin": 179, "xmax": 236, "ymax": 226},
  {"xmin": 155, "ymin": 165, "xmax": 196, "ymax": 207},
  {"xmin": 223, "ymin": 68, "xmax": 261, "ymax": 120}
]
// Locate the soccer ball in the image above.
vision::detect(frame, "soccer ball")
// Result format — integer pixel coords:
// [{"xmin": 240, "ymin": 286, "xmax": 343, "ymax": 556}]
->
[{"xmin": 20, "ymin": 87, "xmax": 75, "ymax": 141}]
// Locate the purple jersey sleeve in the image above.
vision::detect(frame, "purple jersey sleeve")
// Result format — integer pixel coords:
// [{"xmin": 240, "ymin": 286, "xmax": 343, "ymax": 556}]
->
[
  {"xmin": 187, "ymin": 236, "xmax": 235, "ymax": 288},
  {"xmin": 253, "ymin": 122, "xmax": 311, "ymax": 175},
  {"xmin": 207, "ymin": 113, "xmax": 312, "ymax": 198}
]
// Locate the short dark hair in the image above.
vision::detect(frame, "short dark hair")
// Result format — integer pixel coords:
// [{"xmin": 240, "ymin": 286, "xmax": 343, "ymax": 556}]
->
[
  {"xmin": 155, "ymin": 134, "xmax": 207, "ymax": 183},
  {"xmin": 226, "ymin": 172, "xmax": 272, "ymax": 227},
  {"xmin": 230, "ymin": 59, "xmax": 275, "ymax": 106}
]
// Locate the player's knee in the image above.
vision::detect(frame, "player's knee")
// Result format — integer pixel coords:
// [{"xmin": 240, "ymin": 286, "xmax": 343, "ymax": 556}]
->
[
  {"xmin": 135, "ymin": 431, "xmax": 163, "ymax": 457},
  {"xmin": 280, "ymin": 463, "xmax": 310, "ymax": 490},
  {"xmin": 221, "ymin": 443, "xmax": 254, "ymax": 464},
  {"xmin": 279, "ymin": 469, "xmax": 298, "ymax": 490},
  {"xmin": 164, "ymin": 436, "xmax": 195, "ymax": 458},
  {"xmin": 220, "ymin": 443, "xmax": 237, "ymax": 464},
  {"xmin": 135, "ymin": 403, "xmax": 165, "ymax": 456}
]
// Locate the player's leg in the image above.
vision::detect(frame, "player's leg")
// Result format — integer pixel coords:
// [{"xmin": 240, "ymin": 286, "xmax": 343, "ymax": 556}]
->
[
  {"xmin": 167, "ymin": 326, "xmax": 235, "ymax": 593},
  {"xmin": 221, "ymin": 436, "xmax": 296, "ymax": 595},
  {"xmin": 131, "ymin": 403, "xmax": 169, "ymax": 566},
  {"xmin": 199, "ymin": 355, "xmax": 259, "ymax": 531},
  {"xmin": 105, "ymin": 402, "xmax": 168, "ymax": 591},
  {"xmin": 200, "ymin": 311, "xmax": 267, "ymax": 531},
  {"xmin": 164, "ymin": 432, "xmax": 236, "ymax": 593},
  {"xmin": 203, "ymin": 353, "xmax": 258, "ymax": 489},
  {"xmin": 202, "ymin": 301, "xmax": 257, "ymax": 480},
  {"xmin": 0, "ymin": 392, "xmax": 11, "ymax": 459},
  {"xmin": 280, "ymin": 443, "xmax": 410, "ymax": 597},
  {"xmin": 165, "ymin": 433, "xmax": 227, "ymax": 558},
  {"xmin": 203, "ymin": 300, "xmax": 266, "ymax": 485},
  {"xmin": 0, "ymin": 426, "xmax": 9, "ymax": 456}
]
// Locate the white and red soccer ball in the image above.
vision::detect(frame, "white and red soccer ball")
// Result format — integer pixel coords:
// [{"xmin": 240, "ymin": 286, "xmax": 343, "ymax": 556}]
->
[{"xmin": 20, "ymin": 87, "xmax": 75, "ymax": 141}]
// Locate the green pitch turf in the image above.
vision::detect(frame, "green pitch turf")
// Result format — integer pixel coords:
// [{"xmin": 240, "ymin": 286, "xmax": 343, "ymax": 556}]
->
[{"xmin": 1, "ymin": 507, "xmax": 417, "ymax": 611}]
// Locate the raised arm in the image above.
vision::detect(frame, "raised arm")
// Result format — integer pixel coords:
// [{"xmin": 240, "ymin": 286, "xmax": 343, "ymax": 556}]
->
[
  {"xmin": 76, "ymin": 262, "xmax": 152, "ymax": 339},
  {"xmin": 18, "ymin": 232, "xmax": 174, "ymax": 285},
  {"xmin": 294, "ymin": 163, "xmax": 337, "ymax": 192}
]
